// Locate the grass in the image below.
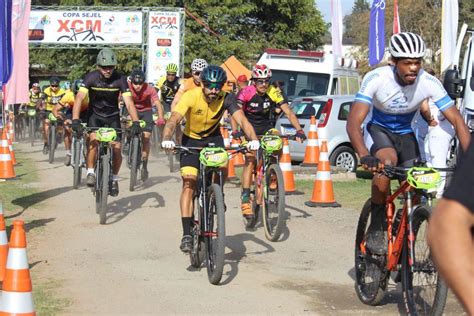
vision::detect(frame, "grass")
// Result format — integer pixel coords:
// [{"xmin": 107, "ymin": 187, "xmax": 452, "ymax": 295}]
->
[{"xmin": 0, "ymin": 151, "xmax": 70, "ymax": 315}]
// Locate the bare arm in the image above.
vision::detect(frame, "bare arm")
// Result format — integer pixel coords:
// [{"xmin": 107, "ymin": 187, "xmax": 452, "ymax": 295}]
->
[
  {"xmin": 231, "ymin": 110, "xmax": 258, "ymax": 141},
  {"xmin": 52, "ymin": 104, "xmax": 64, "ymax": 119},
  {"xmin": 154, "ymin": 99, "xmax": 164, "ymax": 120},
  {"xmin": 346, "ymin": 102, "xmax": 371, "ymax": 158},
  {"xmin": 72, "ymin": 91, "xmax": 86, "ymax": 120},
  {"xmin": 162, "ymin": 112, "xmax": 183, "ymax": 141},
  {"xmin": 123, "ymin": 95, "xmax": 139, "ymax": 121},
  {"xmin": 280, "ymin": 103, "xmax": 303, "ymax": 131},
  {"xmin": 170, "ymin": 84, "xmax": 185, "ymax": 111},
  {"xmin": 443, "ymin": 106, "xmax": 471, "ymax": 152},
  {"xmin": 419, "ymin": 99, "xmax": 437, "ymax": 126}
]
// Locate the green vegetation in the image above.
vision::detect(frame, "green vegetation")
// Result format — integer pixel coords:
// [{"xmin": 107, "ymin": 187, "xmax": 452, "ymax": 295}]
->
[{"xmin": 32, "ymin": 277, "xmax": 72, "ymax": 315}]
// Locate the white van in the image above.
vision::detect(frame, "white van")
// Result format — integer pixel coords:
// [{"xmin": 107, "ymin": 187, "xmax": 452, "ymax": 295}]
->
[{"xmin": 257, "ymin": 48, "xmax": 361, "ymax": 102}]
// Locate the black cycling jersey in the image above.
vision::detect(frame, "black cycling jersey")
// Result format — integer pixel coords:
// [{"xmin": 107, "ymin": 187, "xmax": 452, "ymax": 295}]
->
[
  {"xmin": 80, "ymin": 70, "xmax": 130, "ymax": 118},
  {"xmin": 160, "ymin": 77, "xmax": 181, "ymax": 110}
]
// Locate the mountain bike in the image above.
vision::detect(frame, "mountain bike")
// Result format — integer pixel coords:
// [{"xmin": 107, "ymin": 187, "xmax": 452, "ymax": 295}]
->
[
  {"xmin": 354, "ymin": 165, "xmax": 453, "ymax": 315},
  {"xmin": 27, "ymin": 108, "xmax": 37, "ymax": 147},
  {"xmin": 71, "ymin": 126, "xmax": 87, "ymax": 189},
  {"xmin": 15, "ymin": 108, "xmax": 27, "ymax": 141},
  {"xmin": 173, "ymin": 145, "xmax": 235, "ymax": 285},
  {"xmin": 127, "ymin": 120, "xmax": 146, "ymax": 192},
  {"xmin": 47, "ymin": 113, "xmax": 61, "ymax": 164},
  {"xmin": 245, "ymin": 133, "xmax": 288, "ymax": 242}
]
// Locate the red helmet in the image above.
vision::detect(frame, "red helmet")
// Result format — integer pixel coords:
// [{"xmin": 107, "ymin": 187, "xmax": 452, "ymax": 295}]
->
[{"xmin": 251, "ymin": 64, "xmax": 272, "ymax": 79}]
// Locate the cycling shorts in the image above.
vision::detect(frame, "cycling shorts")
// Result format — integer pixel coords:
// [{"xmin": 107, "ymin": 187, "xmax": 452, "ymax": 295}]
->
[
  {"xmin": 87, "ymin": 112, "xmax": 122, "ymax": 142},
  {"xmin": 180, "ymin": 134, "xmax": 224, "ymax": 177},
  {"xmin": 443, "ymin": 141, "xmax": 474, "ymax": 213},
  {"xmin": 365, "ymin": 123, "xmax": 419, "ymax": 167},
  {"xmin": 137, "ymin": 110, "xmax": 154, "ymax": 133}
]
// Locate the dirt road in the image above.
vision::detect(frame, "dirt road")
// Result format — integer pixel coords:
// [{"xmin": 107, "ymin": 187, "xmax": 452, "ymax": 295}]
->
[{"xmin": 14, "ymin": 142, "xmax": 463, "ymax": 315}]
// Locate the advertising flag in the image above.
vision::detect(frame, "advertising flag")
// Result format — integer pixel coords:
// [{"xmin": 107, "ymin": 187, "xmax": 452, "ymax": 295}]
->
[
  {"xmin": 0, "ymin": 0, "xmax": 13, "ymax": 88},
  {"xmin": 330, "ymin": 0, "xmax": 343, "ymax": 57},
  {"xmin": 393, "ymin": 0, "xmax": 400, "ymax": 34},
  {"xmin": 441, "ymin": 0, "xmax": 458, "ymax": 73},
  {"xmin": 5, "ymin": 0, "xmax": 31, "ymax": 105},
  {"xmin": 369, "ymin": 0, "xmax": 386, "ymax": 66}
]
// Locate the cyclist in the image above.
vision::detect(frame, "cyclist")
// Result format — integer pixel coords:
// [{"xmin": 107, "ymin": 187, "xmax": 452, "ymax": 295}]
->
[
  {"xmin": 42, "ymin": 77, "xmax": 66, "ymax": 154},
  {"xmin": 28, "ymin": 83, "xmax": 44, "ymax": 136},
  {"xmin": 161, "ymin": 65, "xmax": 259, "ymax": 253},
  {"xmin": 71, "ymin": 48, "xmax": 141, "ymax": 197},
  {"xmin": 170, "ymin": 58, "xmax": 208, "ymax": 145},
  {"xmin": 155, "ymin": 63, "xmax": 182, "ymax": 139},
  {"xmin": 234, "ymin": 64, "xmax": 306, "ymax": 224},
  {"xmin": 346, "ymin": 32, "xmax": 470, "ymax": 255},
  {"xmin": 128, "ymin": 69, "xmax": 165, "ymax": 180}
]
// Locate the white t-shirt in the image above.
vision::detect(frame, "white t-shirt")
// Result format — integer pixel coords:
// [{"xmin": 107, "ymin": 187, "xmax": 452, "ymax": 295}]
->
[{"xmin": 355, "ymin": 66, "xmax": 453, "ymax": 134}]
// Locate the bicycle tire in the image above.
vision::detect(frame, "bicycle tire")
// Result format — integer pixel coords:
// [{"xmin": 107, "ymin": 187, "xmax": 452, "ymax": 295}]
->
[
  {"xmin": 29, "ymin": 117, "xmax": 35, "ymax": 146},
  {"xmin": 354, "ymin": 198, "xmax": 388, "ymax": 305},
  {"xmin": 262, "ymin": 164, "xmax": 286, "ymax": 241},
  {"xmin": 48, "ymin": 124, "xmax": 56, "ymax": 164},
  {"xmin": 129, "ymin": 136, "xmax": 139, "ymax": 191},
  {"xmin": 190, "ymin": 194, "xmax": 204, "ymax": 268},
  {"xmin": 245, "ymin": 178, "xmax": 259, "ymax": 229},
  {"xmin": 95, "ymin": 157, "xmax": 102, "ymax": 215},
  {"xmin": 401, "ymin": 205, "xmax": 447, "ymax": 316},
  {"xmin": 72, "ymin": 139, "xmax": 82, "ymax": 189},
  {"xmin": 99, "ymin": 153, "xmax": 110, "ymax": 225},
  {"xmin": 205, "ymin": 183, "xmax": 226, "ymax": 285}
]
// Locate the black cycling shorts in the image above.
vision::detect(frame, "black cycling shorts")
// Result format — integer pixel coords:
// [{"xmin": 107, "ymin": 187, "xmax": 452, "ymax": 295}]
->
[
  {"xmin": 180, "ymin": 134, "xmax": 224, "ymax": 176},
  {"xmin": 87, "ymin": 112, "xmax": 122, "ymax": 142},
  {"xmin": 137, "ymin": 110, "xmax": 154, "ymax": 133},
  {"xmin": 443, "ymin": 141, "xmax": 474, "ymax": 213},
  {"xmin": 367, "ymin": 123, "xmax": 419, "ymax": 167}
]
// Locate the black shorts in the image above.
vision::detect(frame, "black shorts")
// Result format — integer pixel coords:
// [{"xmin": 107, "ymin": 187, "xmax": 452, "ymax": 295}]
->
[
  {"xmin": 443, "ymin": 141, "xmax": 474, "ymax": 213},
  {"xmin": 180, "ymin": 134, "xmax": 224, "ymax": 176},
  {"xmin": 87, "ymin": 112, "xmax": 122, "ymax": 142},
  {"xmin": 137, "ymin": 110, "xmax": 154, "ymax": 133},
  {"xmin": 254, "ymin": 124, "xmax": 273, "ymax": 136},
  {"xmin": 367, "ymin": 123, "xmax": 419, "ymax": 167}
]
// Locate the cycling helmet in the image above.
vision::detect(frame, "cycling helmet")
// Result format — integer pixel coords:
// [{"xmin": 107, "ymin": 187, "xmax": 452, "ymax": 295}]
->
[
  {"xmin": 61, "ymin": 81, "xmax": 71, "ymax": 90},
  {"xmin": 389, "ymin": 32, "xmax": 426, "ymax": 59},
  {"xmin": 49, "ymin": 77, "xmax": 60, "ymax": 85},
  {"xmin": 73, "ymin": 79, "xmax": 83, "ymax": 94},
  {"xmin": 200, "ymin": 65, "xmax": 227, "ymax": 85},
  {"xmin": 191, "ymin": 58, "xmax": 208, "ymax": 72},
  {"xmin": 130, "ymin": 69, "xmax": 146, "ymax": 85},
  {"xmin": 251, "ymin": 64, "xmax": 272, "ymax": 79},
  {"xmin": 166, "ymin": 63, "xmax": 179, "ymax": 73},
  {"xmin": 31, "ymin": 83, "xmax": 40, "ymax": 88},
  {"xmin": 96, "ymin": 48, "xmax": 118, "ymax": 66}
]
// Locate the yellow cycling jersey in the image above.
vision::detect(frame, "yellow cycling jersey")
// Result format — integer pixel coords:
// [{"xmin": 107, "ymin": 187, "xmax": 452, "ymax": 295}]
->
[
  {"xmin": 28, "ymin": 91, "xmax": 43, "ymax": 108},
  {"xmin": 174, "ymin": 88, "xmax": 240, "ymax": 140},
  {"xmin": 43, "ymin": 87, "xmax": 66, "ymax": 111},
  {"xmin": 59, "ymin": 90, "xmax": 89, "ymax": 111}
]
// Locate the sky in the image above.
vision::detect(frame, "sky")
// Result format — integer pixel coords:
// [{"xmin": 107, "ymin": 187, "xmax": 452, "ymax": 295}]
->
[{"xmin": 316, "ymin": 0, "xmax": 357, "ymax": 22}]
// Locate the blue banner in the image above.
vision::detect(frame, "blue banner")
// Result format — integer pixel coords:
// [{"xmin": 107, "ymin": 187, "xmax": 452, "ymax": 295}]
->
[
  {"xmin": 0, "ymin": 0, "xmax": 13, "ymax": 88},
  {"xmin": 369, "ymin": 0, "xmax": 386, "ymax": 66}
]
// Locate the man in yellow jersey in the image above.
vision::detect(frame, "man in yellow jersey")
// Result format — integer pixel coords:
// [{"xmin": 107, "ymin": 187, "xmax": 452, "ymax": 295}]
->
[
  {"xmin": 169, "ymin": 58, "xmax": 208, "ymax": 145},
  {"xmin": 42, "ymin": 77, "xmax": 66, "ymax": 154},
  {"xmin": 161, "ymin": 65, "xmax": 259, "ymax": 253},
  {"xmin": 53, "ymin": 79, "xmax": 89, "ymax": 166}
]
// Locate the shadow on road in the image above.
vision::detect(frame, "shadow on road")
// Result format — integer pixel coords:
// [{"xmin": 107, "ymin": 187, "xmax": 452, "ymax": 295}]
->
[
  {"xmin": 219, "ymin": 233, "xmax": 275, "ymax": 285},
  {"xmin": 9, "ymin": 187, "xmax": 72, "ymax": 218},
  {"xmin": 6, "ymin": 217, "xmax": 56, "ymax": 236},
  {"xmin": 134, "ymin": 175, "xmax": 180, "ymax": 191},
  {"xmin": 104, "ymin": 191, "xmax": 165, "ymax": 225},
  {"xmin": 286, "ymin": 204, "xmax": 312, "ymax": 218}
]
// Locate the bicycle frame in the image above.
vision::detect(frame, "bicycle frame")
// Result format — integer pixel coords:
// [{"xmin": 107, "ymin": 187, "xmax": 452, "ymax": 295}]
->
[
  {"xmin": 196, "ymin": 164, "xmax": 224, "ymax": 237},
  {"xmin": 254, "ymin": 147, "xmax": 280, "ymax": 204}
]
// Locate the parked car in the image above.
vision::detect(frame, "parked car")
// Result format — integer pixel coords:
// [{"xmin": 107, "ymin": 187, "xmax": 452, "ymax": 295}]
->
[{"xmin": 275, "ymin": 95, "xmax": 358, "ymax": 172}]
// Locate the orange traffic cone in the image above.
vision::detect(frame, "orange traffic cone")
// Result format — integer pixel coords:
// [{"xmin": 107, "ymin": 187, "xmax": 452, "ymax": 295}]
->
[
  {"xmin": 0, "ymin": 202, "xmax": 8, "ymax": 282},
  {"xmin": 0, "ymin": 220, "xmax": 36, "ymax": 315},
  {"xmin": 279, "ymin": 138, "xmax": 301, "ymax": 195},
  {"xmin": 230, "ymin": 138, "xmax": 245, "ymax": 167},
  {"xmin": 0, "ymin": 131, "xmax": 16, "ymax": 179},
  {"xmin": 5, "ymin": 131, "xmax": 17, "ymax": 166},
  {"xmin": 305, "ymin": 141, "xmax": 340, "ymax": 207},
  {"xmin": 301, "ymin": 116, "xmax": 320, "ymax": 167},
  {"xmin": 7, "ymin": 121, "xmax": 14, "ymax": 143}
]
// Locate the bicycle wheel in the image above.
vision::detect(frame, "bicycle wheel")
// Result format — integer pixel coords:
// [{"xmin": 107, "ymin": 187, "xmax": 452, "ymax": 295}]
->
[
  {"xmin": 48, "ymin": 124, "xmax": 56, "ymax": 164},
  {"xmin": 190, "ymin": 194, "xmax": 205, "ymax": 268},
  {"xmin": 354, "ymin": 199, "xmax": 388, "ymax": 305},
  {"xmin": 246, "ymin": 177, "xmax": 259, "ymax": 229},
  {"xmin": 99, "ymin": 153, "xmax": 110, "ymax": 225},
  {"xmin": 129, "ymin": 136, "xmax": 139, "ymax": 191},
  {"xmin": 72, "ymin": 138, "xmax": 82, "ymax": 189},
  {"xmin": 262, "ymin": 164, "xmax": 286, "ymax": 241},
  {"xmin": 151, "ymin": 125, "xmax": 160, "ymax": 155},
  {"xmin": 205, "ymin": 183, "xmax": 226, "ymax": 285},
  {"xmin": 29, "ymin": 117, "xmax": 35, "ymax": 146},
  {"xmin": 95, "ymin": 157, "xmax": 102, "ymax": 215},
  {"xmin": 401, "ymin": 205, "xmax": 447, "ymax": 316}
]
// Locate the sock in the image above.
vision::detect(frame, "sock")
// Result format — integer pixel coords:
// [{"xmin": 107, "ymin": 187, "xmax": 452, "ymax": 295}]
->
[
  {"xmin": 241, "ymin": 188, "xmax": 251, "ymax": 203},
  {"xmin": 112, "ymin": 174, "xmax": 119, "ymax": 181},
  {"xmin": 66, "ymin": 152, "xmax": 71, "ymax": 156},
  {"xmin": 182, "ymin": 217, "xmax": 192, "ymax": 236},
  {"xmin": 87, "ymin": 168, "xmax": 94, "ymax": 175}
]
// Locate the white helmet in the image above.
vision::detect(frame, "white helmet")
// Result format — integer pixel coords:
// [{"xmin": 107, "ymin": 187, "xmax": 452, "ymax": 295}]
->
[
  {"xmin": 191, "ymin": 58, "xmax": 208, "ymax": 72},
  {"xmin": 389, "ymin": 32, "xmax": 426, "ymax": 59}
]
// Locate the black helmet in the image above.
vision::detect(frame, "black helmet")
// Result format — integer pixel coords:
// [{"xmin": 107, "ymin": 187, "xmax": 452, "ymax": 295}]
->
[
  {"xmin": 49, "ymin": 77, "xmax": 60, "ymax": 85},
  {"xmin": 96, "ymin": 48, "xmax": 117, "ymax": 67},
  {"xmin": 73, "ymin": 79, "xmax": 83, "ymax": 94},
  {"xmin": 200, "ymin": 65, "xmax": 227, "ymax": 85},
  {"xmin": 130, "ymin": 69, "xmax": 146, "ymax": 85}
]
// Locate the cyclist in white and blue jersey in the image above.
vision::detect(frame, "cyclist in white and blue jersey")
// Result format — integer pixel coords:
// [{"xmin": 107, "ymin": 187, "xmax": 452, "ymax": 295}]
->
[{"xmin": 347, "ymin": 32, "xmax": 471, "ymax": 255}]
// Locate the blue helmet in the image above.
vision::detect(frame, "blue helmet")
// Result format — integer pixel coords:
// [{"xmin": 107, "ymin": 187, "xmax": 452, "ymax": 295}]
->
[
  {"xmin": 61, "ymin": 81, "xmax": 71, "ymax": 90},
  {"xmin": 200, "ymin": 65, "xmax": 227, "ymax": 85}
]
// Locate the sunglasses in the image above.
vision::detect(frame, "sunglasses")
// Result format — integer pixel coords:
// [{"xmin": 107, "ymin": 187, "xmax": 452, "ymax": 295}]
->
[
  {"xmin": 203, "ymin": 82, "xmax": 223, "ymax": 90},
  {"xmin": 255, "ymin": 79, "xmax": 270, "ymax": 85},
  {"xmin": 100, "ymin": 66, "xmax": 115, "ymax": 71},
  {"xmin": 167, "ymin": 73, "xmax": 177, "ymax": 76},
  {"xmin": 50, "ymin": 85, "xmax": 59, "ymax": 88},
  {"xmin": 192, "ymin": 71, "xmax": 201, "ymax": 76}
]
